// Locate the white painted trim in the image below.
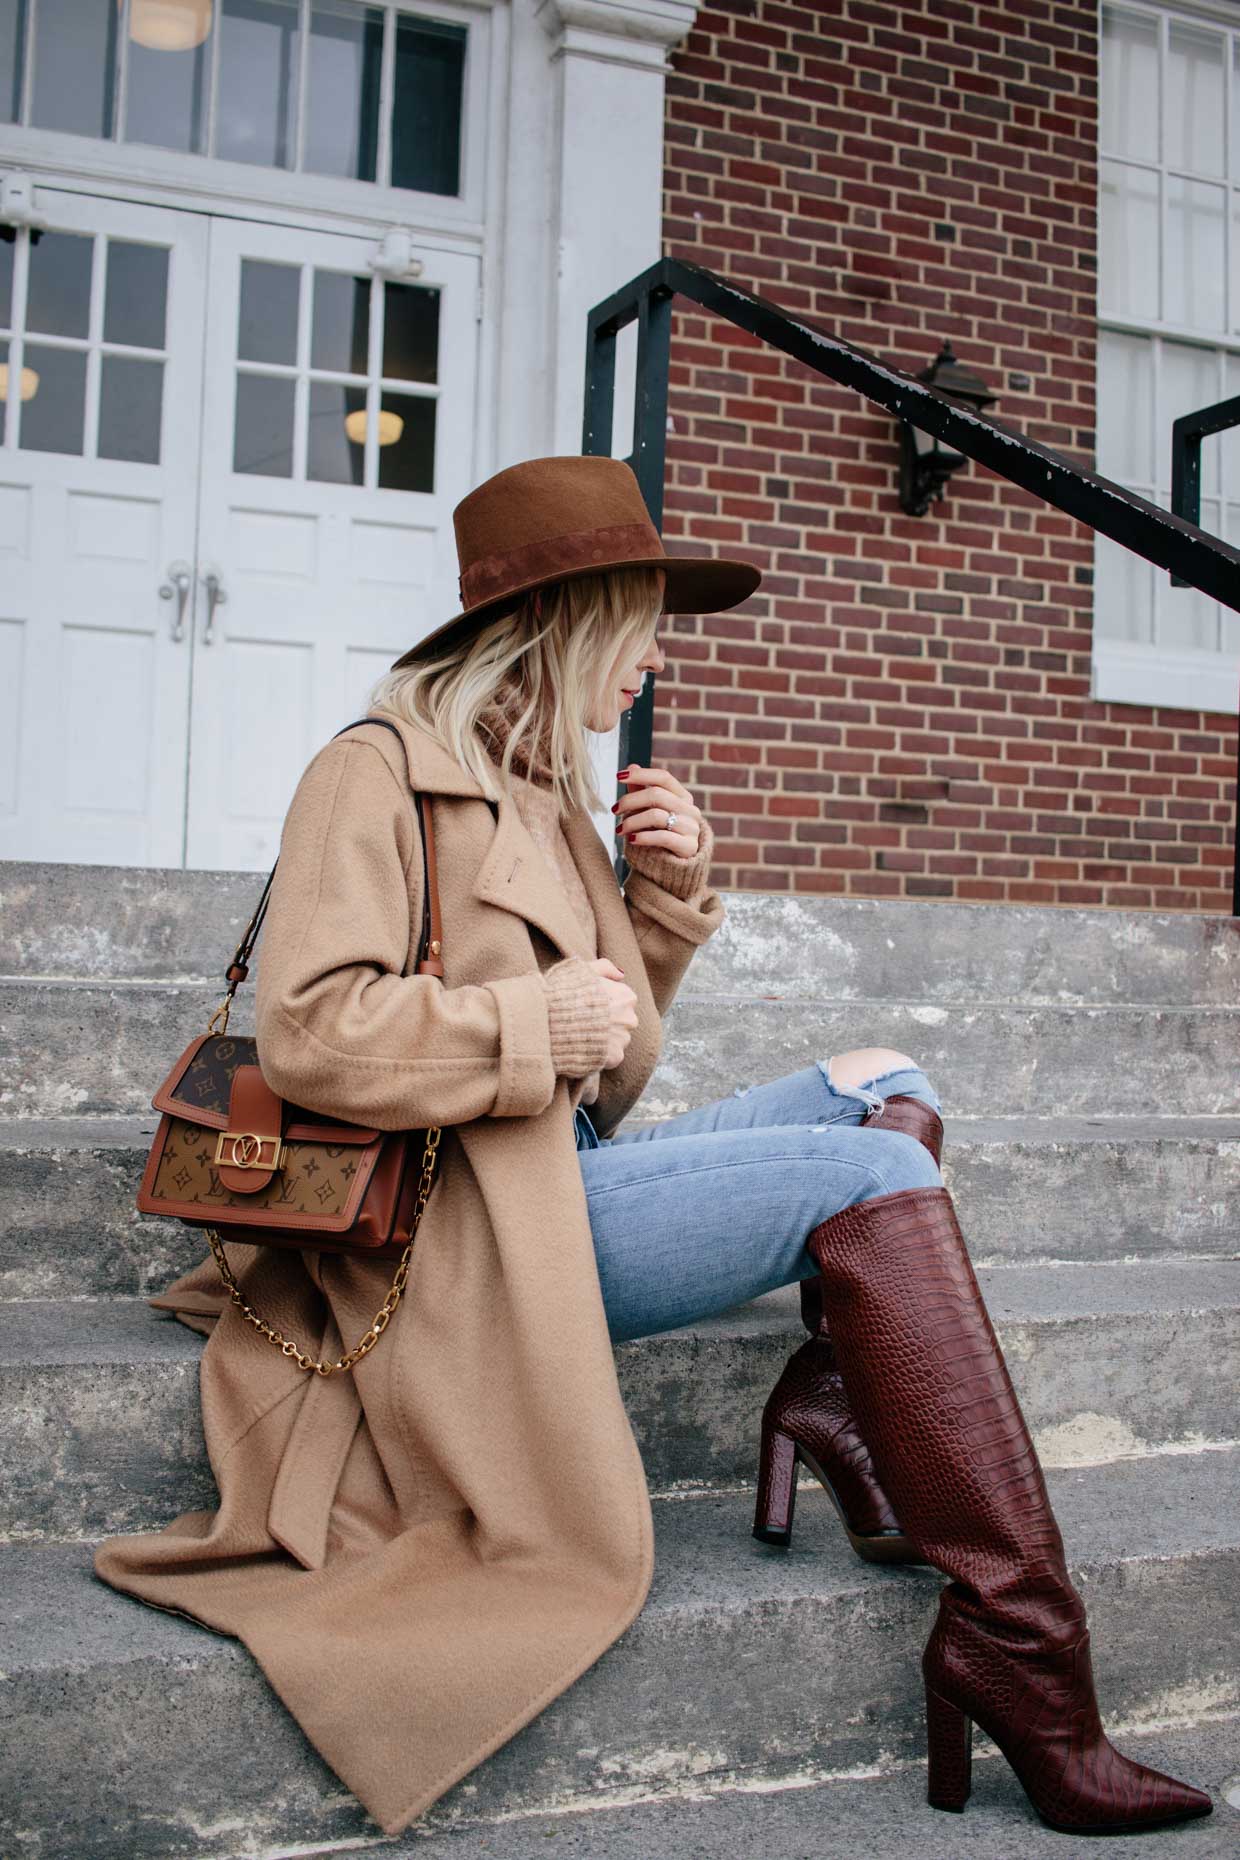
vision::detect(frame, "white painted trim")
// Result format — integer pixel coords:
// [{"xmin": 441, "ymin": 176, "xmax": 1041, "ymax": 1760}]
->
[{"xmin": 1090, "ymin": 639, "xmax": 1239, "ymax": 714}]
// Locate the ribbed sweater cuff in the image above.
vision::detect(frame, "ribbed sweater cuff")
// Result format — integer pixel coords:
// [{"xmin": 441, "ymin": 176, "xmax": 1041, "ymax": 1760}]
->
[
  {"xmin": 539, "ymin": 957, "xmax": 612, "ymax": 1079},
  {"xmin": 622, "ymin": 814, "xmax": 715, "ymax": 901}
]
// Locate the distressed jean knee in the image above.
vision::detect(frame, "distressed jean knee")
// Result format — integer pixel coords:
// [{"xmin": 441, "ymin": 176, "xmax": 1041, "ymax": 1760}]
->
[{"xmin": 816, "ymin": 1056, "xmax": 943, "ymax": 1118}]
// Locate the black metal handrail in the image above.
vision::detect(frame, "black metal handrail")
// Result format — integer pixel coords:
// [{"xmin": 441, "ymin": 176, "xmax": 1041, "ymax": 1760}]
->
[{"xmin": 584, "ymin": 256, "xmax": 1240, "ymax": 912}]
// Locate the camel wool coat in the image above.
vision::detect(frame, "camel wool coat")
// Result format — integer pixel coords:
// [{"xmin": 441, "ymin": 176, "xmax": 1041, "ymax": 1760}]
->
[{"xmin": 93, "ymin": 709, "xmax": 726, "ymax": 1836}]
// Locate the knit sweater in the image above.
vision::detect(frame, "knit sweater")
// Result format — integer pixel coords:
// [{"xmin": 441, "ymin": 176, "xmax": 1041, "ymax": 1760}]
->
[{"xmin": 476, "ymin": 689, "xmax": 717, "ymax": 1112}]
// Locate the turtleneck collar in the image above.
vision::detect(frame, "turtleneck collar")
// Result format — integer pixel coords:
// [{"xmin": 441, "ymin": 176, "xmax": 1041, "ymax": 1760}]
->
[{"xmin": 476, "ymin": 675, "xmax": 556, "ymax": 789}]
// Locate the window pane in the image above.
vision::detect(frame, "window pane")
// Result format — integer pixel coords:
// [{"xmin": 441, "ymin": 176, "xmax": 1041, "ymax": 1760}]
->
[
  {"xmin": 1160, "ymin": 498, "xmax": 1220, "ymax": 650},
  {"xmin": 391, "ymin": 16, "xmax": 466, "ymax": 196},
  {"xmin": 308, "ymin": 380, "xmax": 365, "ymax": 484},
  {"xmin": 1097, "ymin": 331, "xmax": 1152, "ymax": 483},
  {"xmin": 1224, "ymin": 355, "xmax": 1240, "ymax": 494},
  {"xmin": 233, "ymin": 372, "xmax": 295, "ymax": 475},
  {"xmin": 238, "ymin": 259, "xmax": 299, "ymax": 365},
  {"xmin": 377, "ymin": 393, "xmax": 434, "ymax": 493},
  {"xmin": 125, "ymin": 3, "xmax": 211, "ymax": 153},
  {"xmin": 19, "ymin": 344, "xmax": 86, "ymax": 455},
  {"xmin": 382, "ymin": 281, "xmax": 439, "ymax": 383},
  {"xmin": 1100, "ymin": 5, "xmax": 1158, "ymax": 162},
  {"xmin": 27, "ymin": 232, "xmax": 93, "ymax": 339},
  {"xmin": 1223, "ymin": 505, "xmax": 1240, "ymax": 656},
  {"xmin": 104, "ymin": 242, "xmax": 169, "ymax": 349},
  {"xmin": 98, "ymin": 354, "xmax": 163, "ymax": 464},
  {"xmin": 31, "ymin": 0, "xmax": 117, "ymax": 138},
  {"xmin": 1167, "ymin": 24, "xmax": 1224, "ymax": 178},
  {"xmin": 216, "ymin": 0, "xmax": 300, "ymax": 169},
  {"xmin": 1099, "ymin": 163, "xmax": 1158, "ymax": 320},
  {"xmin": 0, "ymin": 337, "xmax": 40, "ymax": 443},
  {"xmin": 311, "ymin": 270, "xmax": 369, "ymax": 375},
  {"xmin": 303, "ymin": 1, "xmax": 383, "ymax": 184},
  {"xmin": 0, "ymin": 0, "xmax": 27, "ymax": 124},
  {"xmin": 1095, "ymin": 526, "xmax": 1154, "ymax": 643},
  {"xmin": 1165, "ymin": 178, "xmax": 1225, "ymax": 332},
  {"xmin": 1163, "ymin": 342, "xmax": 1221, "ymax": 497}
]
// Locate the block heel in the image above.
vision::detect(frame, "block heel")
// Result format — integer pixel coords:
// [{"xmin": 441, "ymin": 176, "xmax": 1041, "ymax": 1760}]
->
[
  {"xmin": 752, "ymin": 1421, "xmax": 798, "ymax": 1545},
  {"xmin": 925, "ymin": 1684, "xmax": 972, "ymax": 1813}
]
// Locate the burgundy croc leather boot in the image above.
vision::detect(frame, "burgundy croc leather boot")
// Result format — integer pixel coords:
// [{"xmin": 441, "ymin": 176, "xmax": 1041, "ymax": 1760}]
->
[
  {"xmin": 754, "ymin": 1096, "xmax": 943, "ymax": 1563},
  {"xmin": 799, "ymin": 1184, "xmax": 1213, "ymax": 1835}
]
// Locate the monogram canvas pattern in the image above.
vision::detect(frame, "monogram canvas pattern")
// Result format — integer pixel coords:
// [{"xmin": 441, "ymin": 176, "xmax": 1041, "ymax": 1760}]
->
[
  {"xmin": 151, "ymin": 1116, "xmax": 367, "ymax": 1219},
  {"xmin": 168, "ymin": 1035, "xmax": 256, "ymax": 1119}
]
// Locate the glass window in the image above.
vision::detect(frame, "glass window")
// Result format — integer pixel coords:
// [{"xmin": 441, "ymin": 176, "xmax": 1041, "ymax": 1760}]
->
[
  {"xmin": 6, "ymin": 1, "xmax": 470, "ymax": 201},
  {"xmin": 20, "ymin": 344, "xmax": 87, "ymax": 455},
  {"xmin": 98, "ymin": 354, "xmax": 164, "ymax": 464},
  {"xmin": 382, "ymin": 280, "xmax": 439, "ymax": 383},
  {"xmin": 391, "ymin": 15, "xmax": 466, "ymax": 196},
  {"xmin": 1100, "ymin": 6, "xmax": 1158, "ymax": 161},
  {"xmin": 0, "ymin": 0, "xmax": 26, "ymax": 124},
  {"xmin": 104, "ymin": 242, "xmax": 169, "ymax": 350},
  {"xmin": 303, "ymin": 0, "xmax": 383, "ymax": 184},
  {"xmin": 232, "ymin": 261, "xmax": 439, "ymax": 491},
  {"xmin": 311, "ymin": 270, "xmax": 369, "ymax": 375},
  {"xmin": 1167, "ymin": 23, "xmax": 1224, "ymax": 177},
  {"xmin": 216, "ymin": 0, "xmax": 300, "ymax": 168},
  {"xmin": 124, "ymin": 9, "xmax": 210, "ymax": 154},
  {"xmin": 30, "ymin": 0, "xmax": 116, "ymax": 138},
  {"xmin": 238, "ymin": 259, "xmax": 300, "ymax": 366},
  {"xmin": 0, "ymin": 236, "xmax": 13, "ymax": 329},
  {"xmin": 234, "ymin": 372, "xmax": 295, "ymax": 476},
  {"xmin": 1095, "ymin": 3, "xmax": 1240, "ymax": 676},
  {"xmin": 26, "ymin": 232, "xmax": 93, "ymax": 341}
]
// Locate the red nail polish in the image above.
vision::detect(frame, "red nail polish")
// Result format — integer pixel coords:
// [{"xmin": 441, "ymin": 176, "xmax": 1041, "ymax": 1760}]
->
[{"xmin": 617, "ymin": 767, "xmax": 630, "ymax": 777}]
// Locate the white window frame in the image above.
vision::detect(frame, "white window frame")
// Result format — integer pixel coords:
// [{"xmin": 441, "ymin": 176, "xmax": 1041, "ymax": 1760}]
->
[
  {"xmin": 0, "ymin": 0, "xmax": 494, "ymax": 237},
  {"xmin": 1092, "ymin": 0, "xmax": 1240, "ymax": 715}
]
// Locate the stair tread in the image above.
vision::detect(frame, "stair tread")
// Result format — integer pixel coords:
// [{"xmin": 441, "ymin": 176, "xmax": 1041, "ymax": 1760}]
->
[
  {"xmin": 3, "ymin": 1447, "xmax": 1237, "ymax": 1679},
  {"xmin": 311, "ymin": 1718, "xmax": 1240, "ymax": 1860},
  {"xmin": 3, "ymin": 1254, "xmax": 1238, "ymax": 1368},
  {"xmin": 5, "ymin": 1110, "xmax": 1240, "ymax": 1152}
]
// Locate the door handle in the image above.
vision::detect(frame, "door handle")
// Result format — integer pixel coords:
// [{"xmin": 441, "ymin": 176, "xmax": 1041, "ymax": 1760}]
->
[
  {"xmin": 158, "ymin": 562, "xmax": 192, "ymax": 642},
  {"xmin": 201, "ymin": 569, "xmax": 227, "ymax": 646}
]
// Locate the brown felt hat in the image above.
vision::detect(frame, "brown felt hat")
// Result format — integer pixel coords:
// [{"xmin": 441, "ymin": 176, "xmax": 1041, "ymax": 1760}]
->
[{"xmin": 390, "ymin": 454, "xmax": 761, "ymax": 670}]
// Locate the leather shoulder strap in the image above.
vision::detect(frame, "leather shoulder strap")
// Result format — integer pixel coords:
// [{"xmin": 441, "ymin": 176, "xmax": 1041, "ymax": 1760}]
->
[{"xmin": 220, "ymin": 715, "xmax": 491, "ymax": 992}]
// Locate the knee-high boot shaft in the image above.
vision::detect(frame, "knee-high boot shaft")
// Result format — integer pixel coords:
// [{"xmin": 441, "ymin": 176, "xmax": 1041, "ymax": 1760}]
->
[{"xmin": 802, "ymin": 1183, "xmax": 1211, "ymax": 1833}]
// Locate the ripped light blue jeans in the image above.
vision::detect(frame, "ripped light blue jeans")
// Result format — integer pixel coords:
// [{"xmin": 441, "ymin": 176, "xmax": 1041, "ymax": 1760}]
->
[{"xmin": 573, "ymin": 1060, "xmax": 944, "ymax": 1343}]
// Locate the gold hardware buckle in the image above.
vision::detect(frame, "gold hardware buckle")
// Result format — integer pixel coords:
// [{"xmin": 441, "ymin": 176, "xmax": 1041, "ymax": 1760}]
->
[{"xmin": 214, "ymin": 1130, "xmax": 286, "ymax": 1171}]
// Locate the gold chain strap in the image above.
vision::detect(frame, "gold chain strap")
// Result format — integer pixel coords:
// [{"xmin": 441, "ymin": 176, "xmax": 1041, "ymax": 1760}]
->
[{"xmin": 203, "ymin": 1126, "xmax": 443, "ymax": 1376}]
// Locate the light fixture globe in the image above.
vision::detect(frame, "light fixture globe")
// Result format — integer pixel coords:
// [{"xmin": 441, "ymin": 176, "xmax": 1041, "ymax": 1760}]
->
[
  {"xmin": 125, "ymin": 0, "xmax": 213, "ymax": 53},
  {"xmin": 0, "ymin": 364, "xmax": 39, "ymax": 402},
  {"xmin": 344, "ymin": 408, "xmax": 405, "ymax": 448}
]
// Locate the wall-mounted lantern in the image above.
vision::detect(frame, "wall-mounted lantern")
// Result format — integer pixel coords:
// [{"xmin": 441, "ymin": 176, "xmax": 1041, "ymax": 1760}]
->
[{"xmin": 897, "ymin": 339, "xmax": 996, "ymax": 516}]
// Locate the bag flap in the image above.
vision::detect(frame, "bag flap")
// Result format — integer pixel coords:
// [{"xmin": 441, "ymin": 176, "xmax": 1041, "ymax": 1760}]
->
[{"xmin": 152, "ymin": 1033, "xmax": 380, "ymax": 1142}]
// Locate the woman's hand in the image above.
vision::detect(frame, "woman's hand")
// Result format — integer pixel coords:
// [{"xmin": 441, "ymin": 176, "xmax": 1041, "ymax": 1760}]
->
[
  {"xmin": 589, "ymin": 956, "xmax": 638, "ymax": 1070},
  {"xmin": 613, "ymin": 764, "xmax": 702, "ymax": 860}
]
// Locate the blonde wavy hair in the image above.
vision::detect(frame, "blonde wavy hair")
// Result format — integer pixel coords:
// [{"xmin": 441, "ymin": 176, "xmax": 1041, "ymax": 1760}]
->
[{"xmin": 367, "ymin": 565, "xmax": 665, "ymax": 818}]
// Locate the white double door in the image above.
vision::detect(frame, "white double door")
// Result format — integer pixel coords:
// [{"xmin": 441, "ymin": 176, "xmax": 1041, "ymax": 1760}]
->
[{"xmin": 0, "ymin": 187, "xmax": 479, "ymax": 870}]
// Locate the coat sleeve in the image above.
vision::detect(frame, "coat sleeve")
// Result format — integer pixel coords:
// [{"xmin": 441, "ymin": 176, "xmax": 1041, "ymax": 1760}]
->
[
  {"xmin": 254, "ymin": 737, "xmax": 559, "ymax": 1128},
  {"xmin": 620, "ymin": 813, "xmax": 726, "ymax": 1018}
]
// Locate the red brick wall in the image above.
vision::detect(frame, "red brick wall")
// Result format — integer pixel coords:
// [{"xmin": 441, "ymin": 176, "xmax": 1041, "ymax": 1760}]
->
[{"xmin": 656, "ymin": 0, "xmax": 1237, "ymax": 912}]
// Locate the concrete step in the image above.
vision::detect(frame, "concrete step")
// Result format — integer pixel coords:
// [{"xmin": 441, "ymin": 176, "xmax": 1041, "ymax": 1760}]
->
[
  {"xmin": 2, "ymin": 1453, "xmax": 1236, "ymax": 1859},
  {"xmin": 4, "ymin": 1113, "xmax": 1238, "ymax": 1304},
  {"xmin": 5, "ymin": 979, "xmax": 1240, "ymax": 1118},
  {"xmin": 3, "ymin": 1260, "xmax": 1237, "ymax": 1543},
  {"xmin": 305, "ymin": 1718, "xmax": 1240, "ymax": 1860},
  {"xmin": 5, "ymin": 859, "xmax": 1238, "ymax": 1006}
]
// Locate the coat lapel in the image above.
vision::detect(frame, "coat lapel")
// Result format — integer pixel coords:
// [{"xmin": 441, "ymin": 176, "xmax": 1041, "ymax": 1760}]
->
[{"xmin": 471, "ymin": 787, "xmax": 598, "ymax": 964}]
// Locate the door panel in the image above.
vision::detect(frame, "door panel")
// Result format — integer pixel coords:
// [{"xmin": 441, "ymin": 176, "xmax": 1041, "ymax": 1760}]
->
[
  {"xmin": 185, "ymin": 218, "xmax": 479, "ymax": 871},
  {"xmin": 0, "ymin": 190, "xmax": 208, "ymax": 865}
]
